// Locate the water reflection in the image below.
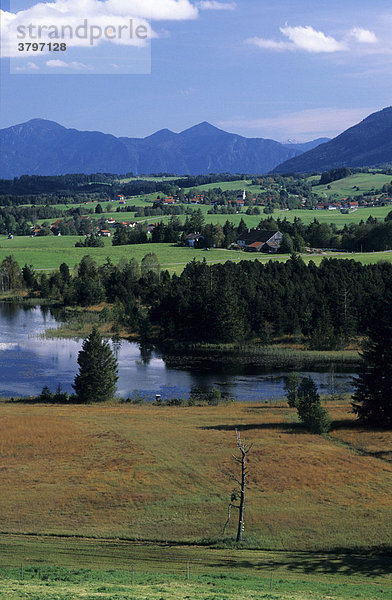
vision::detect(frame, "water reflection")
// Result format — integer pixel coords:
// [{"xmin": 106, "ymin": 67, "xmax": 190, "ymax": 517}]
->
[{"xmin": 0, "ymin": 304, "xmax": 355, "ymax": 401}]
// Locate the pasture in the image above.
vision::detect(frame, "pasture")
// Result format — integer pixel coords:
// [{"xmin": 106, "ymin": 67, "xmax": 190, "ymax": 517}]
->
[
  {"xmin": 0, "ymin": 542, "xmax": 390, "ymax": 599},
  {"xmin": 35, "ymin": 203, "xmax": 392, "ymax": 229},
  {"xmin": 200, "ymin": 205, "xmax": 392, "ymax": 227},
  {"xmin": 0, "ymin": 391, "xmax": 391, "ymax": 599},
  {"xmin": 183, "ymin": 179, "xmax": 267, "ymax": 194},
  {"xmin": 1, "ymin": 235, "xmax": 392, "ymax": 272},
  {"xmin": 311, "ymin": 172, "xmax": 392, "ymax": 199},
  {"xmin": 0, "ymin": 236, "xmax": 262, "ymax": 271},
  {"xmin": 270, "ymin": 205, "xmax": 392, "ymax": 225},
  {"xmin": 0, "ymin": 401, "xmax": 390, "ymax": 552}
]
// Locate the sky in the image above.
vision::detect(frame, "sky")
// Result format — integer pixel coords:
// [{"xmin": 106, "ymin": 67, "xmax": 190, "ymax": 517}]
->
[{"xmin": 0, "ymin": 0, "xmax": 392, "ymax": 142}]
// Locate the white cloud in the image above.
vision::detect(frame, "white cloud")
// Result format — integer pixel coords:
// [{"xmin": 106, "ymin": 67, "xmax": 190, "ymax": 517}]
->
[
  {"xmin": 280, "ymin": 25, "xmax": 347, "ymax": 53},
  {"xmin": 15, "ymin": 61, "xmax": 40, "ymax": 71},
  {"xmin": 198, "ymin": 1, "xmax": 236, "ymax": 10},
  {"xmin": 106, "ymin": 0, "xmax": 198, "ymax": 20},
  {"xmin": 218, "ymin": 107, "xmax": 377, "ymax": 142},
  {"xmin": 0, "ymin": 0, "xmax": 198, "ymax": 58},
  {"xmin": 46, "ymin": 59, "xmax": 89, "ymax": 69},
  {"xmin": 245, "ymin": 37, "xmax": 291, "ymax": 51},
  {"xmin": 247, "ymin": 24, "xmax": 383, "ymax": 55},
  {"xmin": 246, "ymin": 25, "xmax": 346, "ymax": 54},
  {"xmin": 350, "ymin": 27, "xmax": 378, "ymax": 44}
]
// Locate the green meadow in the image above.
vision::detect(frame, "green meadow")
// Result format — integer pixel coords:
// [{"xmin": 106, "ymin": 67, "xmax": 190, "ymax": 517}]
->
[
  {"xmin": 271, "ymin": 205, "xmax": 392, "ymax": 225},
  {"xmin": 37, "ymin": 204, "xmax": 391, "ymax": 229},
  {"xmin": 40, "ymin": 195, "xmax": 156, "ymax": 213},
  {"xmin": 200, "ymin": 206, "xmax": 391, "ymax": 227},
  {"xmin": 119, "ymin": 176, "xmax": 180, "ymax": 182},
  {"xmin": 1, "ymin": 235, "xmax": 392, "ymax": 272},
  {"xmin": 183, "ymin": 178, "xmax": 267, "ymax": 193},
  {"xmin": 0, "ymin": 543, "xmax": 390, "ymax": 600},
  {"xmin": 311, "ymin": 172, "xmax": 392, "ymax": 199},
  {"xmin": 0, "ymin": 236, "xmax": 262, "ymax": 272}
]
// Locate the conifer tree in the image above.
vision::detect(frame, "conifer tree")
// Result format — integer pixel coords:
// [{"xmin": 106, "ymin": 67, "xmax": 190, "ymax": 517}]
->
[
  {"xmin": 73, "ymin": 328, "xmax": 118, "ymax": 403},
  {"xmin": 352, "ymin": 310, "xmax": 392, "ymax": 429}
]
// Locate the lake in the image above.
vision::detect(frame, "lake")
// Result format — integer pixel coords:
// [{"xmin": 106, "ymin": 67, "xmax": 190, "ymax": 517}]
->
[{"xmin": 0, "ymin": 304, "xmax": 355, "ymax": 401}]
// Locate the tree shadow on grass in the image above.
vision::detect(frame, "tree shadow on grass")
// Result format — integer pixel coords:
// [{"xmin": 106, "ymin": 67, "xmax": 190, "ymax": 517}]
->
[
  {"xmin": 205, "ymin": 551, "xmax": 392, "ymax": 578},
  {"xmin": 330, "ymin": 418, "xmax": 366, "ymax": 430},
  {"xmin": 199, "ymin": 422, "xmax": 302, "ymax": 432}
]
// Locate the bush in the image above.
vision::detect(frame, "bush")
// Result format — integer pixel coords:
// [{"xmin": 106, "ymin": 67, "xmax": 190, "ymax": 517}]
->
[
  {"xmin": 38, "ymin": 385, "xmax": 70, "ymax": 403},
  {"xmin": 188, "ymin": 387, "xmax": 223, "ymax": 406},
  {"xmin": 286, "ymin": 376, "xmax": 331, "ymax": 434},
  {"xmin": 299, "ymin": 401, "xmax": 331, "ymax": 434},
  {"xmin": 165, "ymin": 397, "xmax": 187, "ymax": 406},
  {"xmin": 284, "ymin": 373, "xmax": 300, "ymax": 407}
]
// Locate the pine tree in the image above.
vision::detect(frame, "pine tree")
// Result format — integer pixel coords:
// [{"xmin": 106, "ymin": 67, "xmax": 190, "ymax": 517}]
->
[
  {"xmin": 352, "ymin": 311, "xmax": 392, "ymax": 429},
  {"xmin": 290, "ymin": 377, "xmax": 331, "ymax": 434},
  {"xmin": 73, "ymin": 328, "xmax": 118, "ymax": 403}
]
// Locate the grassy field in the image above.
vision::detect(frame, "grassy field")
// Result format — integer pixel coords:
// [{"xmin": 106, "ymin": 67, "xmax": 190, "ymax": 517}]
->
[
  {"xmin": 35, "ymin": 204, "xmax": 392, "ymax": 230},
  {"xmin": 0, "ymin": 236, "xmax": 267, "ymax": 271},
  {"xmin": 119, "ymin": 176, "xmax": 180, "ymax": 182},
  {"xmin": 271, "ymin": 205, "xmax": 392, "ymax": 225},
  {"xmin": 199, "ymin": 206, "xmax": 392, "ymax": 227},
  {"xmin": 184, "ymin": 179, "xmax": 267, "ymax": 193},
  {"xmin": 0, "ymin": 401, "xmax": 390, "ymax": 551},
  {"xmin": 311, "ymin": 173, "xmax": 392, "ymax": 199},
  {"xmin": 0, "ymin": 543, "xmax": 390, "ymax": 599},
  {"xmin": 0, "ymin": 401, "xmax": 391, "ymax": 598},
  {"xmin": 181, "ymin": 173, "xmax": 392, "ymax": 201},
  {"xmin": 1, "ymin": 235, "xmax": 392, "ymax": 272}
]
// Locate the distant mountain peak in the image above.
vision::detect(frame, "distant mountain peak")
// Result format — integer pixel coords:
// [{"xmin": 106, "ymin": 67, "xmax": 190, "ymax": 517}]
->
[
  {"xmin": 144, "ymin": 128, "xmax": 177, "ymax": 142},
  {"xmin": 25, "ymin": 118, "xmax": 65, "ymax": 127},
  {"xmin": 274, "ymin": 106, "xmax": 392, "ymax": 173},
  {"xmin": 180, "ymin": 121, "xmax": 229, "ymax": 137}
]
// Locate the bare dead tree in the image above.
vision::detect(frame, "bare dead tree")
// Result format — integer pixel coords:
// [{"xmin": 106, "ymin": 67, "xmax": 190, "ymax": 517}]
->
[{"xmin": 222, "ymin": 429, "xmax": 253, "ymax": 542}]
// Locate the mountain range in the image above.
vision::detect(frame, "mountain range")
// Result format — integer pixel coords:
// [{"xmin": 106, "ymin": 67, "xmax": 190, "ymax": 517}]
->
[
  {"xmin": 0, "ymin": 119, "xmax": 328, "ymax": 179},
  {"xmin": 273, "ymin": 107, "xmax": 392, "ymax": 174},
  {"xmin": 1, "ymin": 107, "xmax": 391, "ymax": 179}
]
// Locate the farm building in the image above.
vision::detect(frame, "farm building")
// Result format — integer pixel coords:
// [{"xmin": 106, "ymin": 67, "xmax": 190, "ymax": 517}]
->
[
  {"xmin": 186, "ymin": 232, "xmax": 205, "ymax": 247},
  {"xmin": 237, "ymin": 229, "xmax": 283, "ymax": 253}
]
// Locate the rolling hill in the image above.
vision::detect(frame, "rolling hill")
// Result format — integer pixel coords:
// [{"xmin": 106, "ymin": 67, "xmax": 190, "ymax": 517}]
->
[
  {"xmin": 0, "ymin": 118, "xmax": 328, "ymax": 178},
  {"xmin": 273, "ymin": 106, "xmax": 392, "ymax": 174}
]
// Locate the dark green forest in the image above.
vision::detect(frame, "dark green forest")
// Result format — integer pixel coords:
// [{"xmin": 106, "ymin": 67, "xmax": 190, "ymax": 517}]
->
[{"xmin": 4, "ymin": 253, "xmax": 391, "ymax": 349}]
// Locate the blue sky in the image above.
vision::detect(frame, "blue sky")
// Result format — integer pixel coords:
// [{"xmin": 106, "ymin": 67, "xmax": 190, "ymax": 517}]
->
[{"xmin": 1, "ymin": 0, "xmax": 391, "ymax": 141}]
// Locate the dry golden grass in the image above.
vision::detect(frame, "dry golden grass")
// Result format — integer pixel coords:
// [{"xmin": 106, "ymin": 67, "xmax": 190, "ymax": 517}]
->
[
  {"xmin": 0, "ymin": 401, "xmax": 391, "ymax": 551},
  {"xmin": 328, "ymin": 403, "xmax": 392, "ymax": 463}
]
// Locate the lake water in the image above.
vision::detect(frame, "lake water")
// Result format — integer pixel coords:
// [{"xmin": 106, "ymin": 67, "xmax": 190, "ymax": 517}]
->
[{"xmin": 0, "ymin": 304, "xmax": 356, "ymax": 401}]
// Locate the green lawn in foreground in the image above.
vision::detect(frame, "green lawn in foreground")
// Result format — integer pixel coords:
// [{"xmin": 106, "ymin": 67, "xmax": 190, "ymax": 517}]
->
[
  {"xmin": 0, "ymin": 535, "xmax": 390, "ymax": 600},
  {"xmin": 1, "ymin": 235, "xmax": 392, "ymax": 272}
]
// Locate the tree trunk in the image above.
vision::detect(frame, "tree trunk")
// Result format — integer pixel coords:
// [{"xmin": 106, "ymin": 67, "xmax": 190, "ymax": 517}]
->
[{"xmin": 236, "ymin": 449, "xmax": 246, "ymax": 542}]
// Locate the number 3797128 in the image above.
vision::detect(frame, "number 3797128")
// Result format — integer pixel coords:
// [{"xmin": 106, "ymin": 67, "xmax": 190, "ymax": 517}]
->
[{"xmin": 18, "ymin": 43, "xmax": 67, "ymax": 52}]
